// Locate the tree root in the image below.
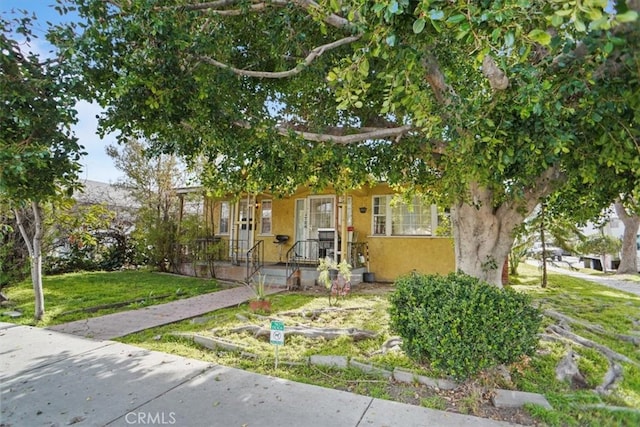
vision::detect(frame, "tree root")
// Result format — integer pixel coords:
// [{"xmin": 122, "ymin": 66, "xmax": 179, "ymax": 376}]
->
[
  {"xmin": 368, "ymin": 336, "xmax": 403, "ymax": 356},
  {"xmin": 545, "ymin": 323, "xmax": 637, "ymax": 395},
  {"xmin": 544, "ymin": 309, "xmax": 639, "ymax": 346},
  {"xmin": 546, "ymin": 324, "xmax": 638, "ymax": 367},
  {"xmin": 277, "ymin": 306, "xmax": 373, "ymax": 321}
]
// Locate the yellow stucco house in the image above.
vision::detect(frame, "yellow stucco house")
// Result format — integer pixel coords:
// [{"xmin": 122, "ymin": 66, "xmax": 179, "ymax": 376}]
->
[{"xmin": 173, "ymin": 183, "xmax": 455, "ymax": 287}]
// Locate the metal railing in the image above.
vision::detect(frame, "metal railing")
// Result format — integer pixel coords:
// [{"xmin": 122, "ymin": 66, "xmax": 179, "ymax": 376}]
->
[
  {"xmin": 285, "ymin": 240, "xmax": 318, "ymax": 283},
  {"xmin": 170, "ymin": 238, "xmax": 254, "ymax": 275},
  {"xmin": 246, "ymin": 240, "xmax": 264, "ymax": 281}
]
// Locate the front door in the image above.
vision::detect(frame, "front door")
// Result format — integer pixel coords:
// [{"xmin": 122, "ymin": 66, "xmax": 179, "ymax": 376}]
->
[
  {"xmin": 294, "ymin": 196, "xmax": 336, "ymax": 260},
  {"xmin": 235, "ymin": 196, "xmax": 254, "ymax": 261}
]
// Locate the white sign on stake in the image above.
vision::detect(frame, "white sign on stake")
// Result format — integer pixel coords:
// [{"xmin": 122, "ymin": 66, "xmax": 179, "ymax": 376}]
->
[
  {"xmin": 270, "ymin": 320, "xmax": 285, "ymax": 369},
  {"xmin": 270, "ymin": 320, "xmax": 285, "ymax": 345}
]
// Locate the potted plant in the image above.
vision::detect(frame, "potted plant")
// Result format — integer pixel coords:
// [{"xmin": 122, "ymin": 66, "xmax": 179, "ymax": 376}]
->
[{"xmin": 246, "ymin": 273, "xmax": 271, "ymax": 312}]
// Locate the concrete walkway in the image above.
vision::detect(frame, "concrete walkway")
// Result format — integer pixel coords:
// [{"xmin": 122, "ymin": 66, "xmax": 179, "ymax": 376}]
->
[
  {"xmin": 528, "ymin": 259, "xmax": 640, "ymax": 297},
  {"xmin": 0, "ymin": 323, "xmax": 521, "ymax": 426},
  {"xmin": 48, "ymin": 285, "xmax": 283, "ymax": 340}
]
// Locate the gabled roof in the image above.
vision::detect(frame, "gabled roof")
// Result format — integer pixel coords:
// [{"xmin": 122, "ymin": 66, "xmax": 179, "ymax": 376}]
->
[{"xmin": 74, "ymin": 180, "xmax": 138, "ymax": 210}]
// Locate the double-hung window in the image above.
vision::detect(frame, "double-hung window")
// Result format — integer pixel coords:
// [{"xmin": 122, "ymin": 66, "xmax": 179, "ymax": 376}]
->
[
  {"xmin": 218, "ymin": 201, "xmax": 230, "ymax": 234},
  {"xmin": 260, "ymin": 200, "xmax": 272, "ymax": 235},
  {"xmin": 372, "ymin": 195, "xmax": 435, "ymax": 236}
]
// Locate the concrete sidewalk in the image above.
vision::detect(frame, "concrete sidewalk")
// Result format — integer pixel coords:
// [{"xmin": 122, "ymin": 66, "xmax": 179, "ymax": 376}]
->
[
  {"xmin": 527, "ymin": 259, "xmax": 640, "ymax": 297},
  {"xmin": 0, "ymin": 323, "xmax": 521, "ymax": 427},
  {"xmin": 48, "ymin": 285, "xmax": 283, "ymax": 340}
]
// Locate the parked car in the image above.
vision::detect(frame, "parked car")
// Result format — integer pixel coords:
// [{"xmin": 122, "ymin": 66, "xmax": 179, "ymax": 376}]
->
[{"xmin": 528, "ymin": 243, "xmax": 564, "ymax": 260}]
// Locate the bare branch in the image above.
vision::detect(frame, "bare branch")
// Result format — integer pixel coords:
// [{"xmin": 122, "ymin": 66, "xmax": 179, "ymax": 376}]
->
[
  {"xmin": 422, "ymin": 54, "xmax": 455, "ymax": 104},
  {"xmin": 159, "ymin": 0, "xmax": 355, "ymax": 30},
  {"xmin": 234, "ymin": 120, "xmax": 412, "ymax": 144},
  {"xmin": 482, "ymin": 55, "xmax": 509, "ymax": 90},
  {"xmin": 275, "ymin": 124, "xmax": 413, "ymax": 144},
  {"xmin": 197, "ymin": 35, "xmax": 361, "ymax": 79}
]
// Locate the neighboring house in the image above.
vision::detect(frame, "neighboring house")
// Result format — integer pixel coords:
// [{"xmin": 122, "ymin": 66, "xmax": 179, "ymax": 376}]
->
[
  {"xmin": 173, "ymin": 183, "xmax": 455, "ymax": 286},
  {"xmin": 51, "ymin": 180, "xmax": 137, "ymax": 258},
  {"xmin": 580, "ymin": 209, "xmax": 639, "ymax": 271},
  {"xmin": 75, "ymin": 179, "xmax": 138, "ymax": 221}
]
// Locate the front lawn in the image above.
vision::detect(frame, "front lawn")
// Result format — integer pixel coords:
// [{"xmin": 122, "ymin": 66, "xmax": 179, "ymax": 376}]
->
[
  {"xmin": 1, "ymin": 270, "xmax": 220, "ymax": 326},
  {"xmin": 118, "ymin": 266, "xmax": 640, "ymax": 426}
]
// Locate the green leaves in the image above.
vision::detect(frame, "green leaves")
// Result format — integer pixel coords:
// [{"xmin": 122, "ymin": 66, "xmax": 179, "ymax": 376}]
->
[
  {"xmin": 1, "ymin": 14, "xmax": 83, "ymax": 205},
  {"xmin": 446, "ymin": 14, "xmax": 466, "ymax": 25},
  {"xmin": 527, "ymin": 29, "xmax": 551, "ymax": 46},
  {"xmin": 412, "ymin": 18, "xmax": 426, "ymax": 34},
  {"xmin": 615, "ymin": 10, "xmax": 638, "ymax": 23}
]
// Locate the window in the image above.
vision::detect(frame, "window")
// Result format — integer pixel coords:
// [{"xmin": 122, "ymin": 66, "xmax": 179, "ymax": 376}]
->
[
  {"xmin": 260, "ymin": 200, "xmax": 272, "ymax": 234},
  {"xmin": 219, "ymin": 201, "xmax": 230, "ymax": 234},
  {"xmin": 372, "ymin": 195, "xmax": 435, "ymax": 236},
  {"xmin": 373, "ymin": 196, "xmax": 387, "ymax": 235}
]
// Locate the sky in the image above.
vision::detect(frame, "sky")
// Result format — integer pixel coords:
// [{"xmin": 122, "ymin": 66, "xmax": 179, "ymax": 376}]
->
[{"xmin": 2, "ymin": 0, "xmax": 124, "ymax": 183}]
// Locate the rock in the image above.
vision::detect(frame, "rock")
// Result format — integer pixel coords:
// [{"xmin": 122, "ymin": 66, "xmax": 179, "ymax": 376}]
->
[
  {"xmin": 492, "ymin": 389, "xmax": 552, "ymax": 410},
  {"xmin": 1, "ymin": 310, "xmax": 22, "ymax": 318},
  {"xmin": 309, "ymin": 355, "xmax": 348, "ymax": 369}
]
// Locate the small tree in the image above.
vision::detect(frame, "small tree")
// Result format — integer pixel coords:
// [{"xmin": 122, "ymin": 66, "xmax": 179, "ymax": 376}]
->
[
  {"xmin": 0, "ymin": 206, "xmax": 29, "ymax": 287},
  {"xmin": 0, "ymin": 15, "xmax": 84, "ymax": 320},
  {"xmin": 106, "ymin": 139, "xmax": 185, "ymax": 271}
]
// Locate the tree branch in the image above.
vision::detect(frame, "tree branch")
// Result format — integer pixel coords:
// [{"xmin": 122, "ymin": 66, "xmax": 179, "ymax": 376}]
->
[
  {"xmin": 481, "ymin": 54, "xmax": 509, "ymax": 90},
  {"xmin": 159, "ymin": 0, "xmax": 356, "ymax": 30},
  {"xmin": 13, "ymin": 208, "xmax": 34, "ymax": 258},
  {"xmin": 233, "ymin": 120, "xmax": 412, "ymax": 144},
  {"xmin": 279, "ymin": 124, "xmax": 412, "ymax": 144},
  {"xmin": 196, "ymin": 35, "xmax": 360, "ymax": 79}
]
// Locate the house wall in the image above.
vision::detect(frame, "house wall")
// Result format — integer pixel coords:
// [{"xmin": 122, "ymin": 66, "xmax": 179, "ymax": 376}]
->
[
  {"xmin": 262, "ymin": 195, "xmax": 294, "ymax": 262},
  {"xmin": 197, "ymin": 183, "xmax": 455, "ymax": 282},
  {"xmin": 366, "ymin": 236, "xmax": 455, "ymax": 282},
  {"xmin": 349, "ymin": 183, "xmax": 455, "ymax": 281}
]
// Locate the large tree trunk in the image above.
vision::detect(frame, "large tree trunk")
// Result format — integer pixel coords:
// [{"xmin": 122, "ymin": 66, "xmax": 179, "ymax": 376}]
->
[
  {"xmin": 14, "ymin": 202, "xmax": 45, "ymax": 321},
  {"xmin": 452, "ymin": 184, "xmax": 529, "ymax": 287},
  {"xmin": 614, "ymin": 200, "xmax": 639, "ymax": 274},
  {"xmin": 452, "ymin": 174, "xmax": 562, "ymax": 286}
]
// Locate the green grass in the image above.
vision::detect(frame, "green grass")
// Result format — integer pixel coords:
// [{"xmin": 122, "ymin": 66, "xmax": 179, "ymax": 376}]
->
[
  {"xmin": 6, "ymin": 265, "xmax": 640, "ymax": 426},
  {"xmin": 2, "ymin": 270, "xmax": 220, "ymax": 326},
  {"xmin": 120, "ymin": 266, "xmax": 640, "ymax": 426},
  {"xmin": 509, "ymin": 264, "xmax": 640, "ymax": 426}
]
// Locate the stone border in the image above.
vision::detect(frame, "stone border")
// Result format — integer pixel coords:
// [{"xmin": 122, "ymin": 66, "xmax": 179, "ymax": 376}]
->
[{"xmin": 183, "ymin": 334, "xmax": 553, "ymax": 410}]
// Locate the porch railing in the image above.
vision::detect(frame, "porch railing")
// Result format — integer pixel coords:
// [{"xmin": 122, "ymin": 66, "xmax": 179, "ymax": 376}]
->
[
  {"xmin": 170, "ymin": 238, "xmax": 251, "ymax": 273},
  {"xmin": 246, "ymin": 240, "xmax": 264, "ymax": 282},
  {"xmin": 285, "ymin": 240, "xmax": 318, "ymax": 283}
]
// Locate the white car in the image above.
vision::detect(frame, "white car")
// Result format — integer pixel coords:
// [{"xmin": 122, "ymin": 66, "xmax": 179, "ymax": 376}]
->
[{"xmin": 529, "ymin": 243, "xmax": 563, "ymax": 260}]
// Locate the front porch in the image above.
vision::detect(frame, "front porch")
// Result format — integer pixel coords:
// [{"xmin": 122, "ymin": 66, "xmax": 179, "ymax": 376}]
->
[{"xmin": 170, "ymin": 238, "xmax": 369, "ymax": 287}]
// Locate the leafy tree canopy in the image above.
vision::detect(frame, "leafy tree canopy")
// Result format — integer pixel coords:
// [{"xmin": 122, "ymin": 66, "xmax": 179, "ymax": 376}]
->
[
  {"xmin": 55, "ymin": 0, "xmax": 639, "ymax": 198},
  {"xmin": 51, "ymin": 0, "xmax": 639, "ymax": 284},
  {"xmin": 1, "ymin": 13, "xmax": 84, "ymax": 204}
]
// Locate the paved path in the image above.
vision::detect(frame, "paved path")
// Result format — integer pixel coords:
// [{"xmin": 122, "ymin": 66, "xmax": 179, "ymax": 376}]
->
[
  {"xmin": 48, "ymin": 285, "xmax": 283, "ymax": 340},
  {"xmin": 527, "ymin": 259, "xmax": 640, "ymax": 297}
]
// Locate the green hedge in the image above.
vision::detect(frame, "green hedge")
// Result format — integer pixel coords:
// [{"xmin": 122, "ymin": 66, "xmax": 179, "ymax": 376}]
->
[{"xmin": 389, "ymin": 272, "xmax": 542, "ymax": 380}]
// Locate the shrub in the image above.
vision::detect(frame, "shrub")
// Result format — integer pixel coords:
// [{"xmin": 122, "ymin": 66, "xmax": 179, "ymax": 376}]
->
[{"xmin": 389, "ymin": 272, "xmax": 542, "ymax": 380}]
